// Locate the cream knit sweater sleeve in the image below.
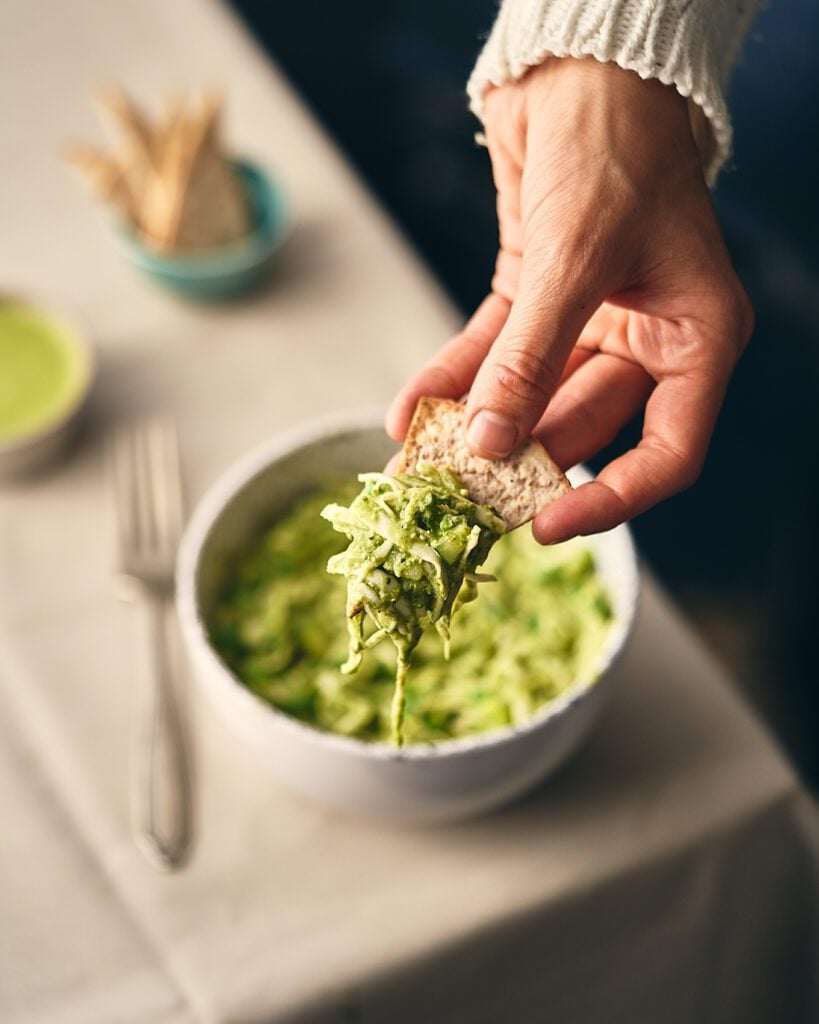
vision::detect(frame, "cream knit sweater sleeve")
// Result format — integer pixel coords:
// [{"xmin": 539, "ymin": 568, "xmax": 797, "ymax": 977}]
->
[{"xmin": 467, "ymin": 0, "xmax": 758, "ymax": 184}]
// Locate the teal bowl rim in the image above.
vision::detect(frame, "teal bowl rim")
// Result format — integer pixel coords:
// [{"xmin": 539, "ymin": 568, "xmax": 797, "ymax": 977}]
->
[{"xmin": 111, "ymin": 160, "xmax": 292, "ymax": 279}]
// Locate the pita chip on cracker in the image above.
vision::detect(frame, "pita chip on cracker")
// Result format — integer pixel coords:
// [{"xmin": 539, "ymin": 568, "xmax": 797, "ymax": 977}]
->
[{"xmin": 397, "ymin": 397, "xmax": 571, "ymax": 529}]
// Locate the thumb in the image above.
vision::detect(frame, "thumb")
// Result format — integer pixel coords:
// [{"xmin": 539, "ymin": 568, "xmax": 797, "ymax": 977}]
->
[{"xmin": 464, "ymin": 243, "xmax": 609, "ymax": 458}]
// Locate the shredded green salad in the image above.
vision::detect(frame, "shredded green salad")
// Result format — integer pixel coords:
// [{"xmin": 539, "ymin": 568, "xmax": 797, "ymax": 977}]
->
[
  {"xmin": 321, "ymin": 465, "xmax": 505, "ymax": 744},
  {"xmin": 208, "ymin": 481, "xmax": 615, "ymax": 747}
]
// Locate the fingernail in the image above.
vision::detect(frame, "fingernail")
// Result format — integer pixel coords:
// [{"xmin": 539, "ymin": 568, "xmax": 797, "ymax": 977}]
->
[{"xmin": 466, "ymin": 410, "xmax": 517, "ymax": 457}]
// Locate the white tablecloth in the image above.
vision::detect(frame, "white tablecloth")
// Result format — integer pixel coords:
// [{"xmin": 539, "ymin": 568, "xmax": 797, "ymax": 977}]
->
[{"xmin": 0, "ymin": 2, "xmax": 817, "ymax": 1022}]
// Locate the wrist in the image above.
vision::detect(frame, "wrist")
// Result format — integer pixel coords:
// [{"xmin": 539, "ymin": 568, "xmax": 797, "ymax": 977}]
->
[
  {"xmin": 468, "ymin": 0, "xmax": 757, "ymax": 184},
  {"xmin": 485, "ymin": 57, "xmax": 702, "ymax": 181}
]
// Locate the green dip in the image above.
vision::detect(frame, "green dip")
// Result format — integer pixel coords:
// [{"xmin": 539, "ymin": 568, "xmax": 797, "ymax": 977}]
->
[
  {"xmin": 0, "ymin": 299, "xmax": 89, "ymax": 442},
  {"xmin": 209, "ymin": 483, "xmax": 615, "ymax": 748}
]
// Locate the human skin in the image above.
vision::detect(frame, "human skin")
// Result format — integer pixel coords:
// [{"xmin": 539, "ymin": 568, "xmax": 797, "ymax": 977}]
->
[{"xmin": 386, "ymin": 57, "xmax": 753, "ymax": 543}]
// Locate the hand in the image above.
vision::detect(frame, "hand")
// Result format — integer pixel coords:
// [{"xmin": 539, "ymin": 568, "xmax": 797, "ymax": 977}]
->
[{"xmin": 387, "ymin": 58, "xmax": 752, "ymax": 542}]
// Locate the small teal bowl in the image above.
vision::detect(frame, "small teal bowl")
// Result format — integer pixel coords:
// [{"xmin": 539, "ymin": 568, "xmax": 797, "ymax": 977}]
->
[{"xmin": 114, "ymin": 161, "xmax": 291, "ymax": 301}]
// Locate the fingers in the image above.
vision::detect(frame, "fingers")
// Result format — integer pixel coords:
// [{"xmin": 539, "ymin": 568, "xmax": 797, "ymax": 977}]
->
[
  {"xmin": 533, "ymin": 364, "xmax": 730, "ymax": 543},
  {"xmin": 463, "ymin": 236, "xmax": 611, "ymax": 459},
  {"xmin": 385, "ymin": 292, "xmax": 510, "ymax": 441},
  {"xmin": 556, "ymin": 343, "xmax": 596, "ymax": 387},
  {"xmin": 534, "ymin": 354, "xmax": 654, "ymax": 470}
]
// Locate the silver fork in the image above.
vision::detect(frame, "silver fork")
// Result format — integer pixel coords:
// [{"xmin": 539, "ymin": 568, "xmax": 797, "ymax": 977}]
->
[{"xmin": 112, "ymin": 417, "xmax": 192, "ymax": 870}]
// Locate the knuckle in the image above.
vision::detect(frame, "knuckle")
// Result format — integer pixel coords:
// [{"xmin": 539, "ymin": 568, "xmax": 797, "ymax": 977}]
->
[
  {"xmin": 703, "ymin": 278, "xmax": 755, "ymax": 359},
  {"xmin": 658, "ymin": 440, "xmax": 702, "ymax": 492},
  {"xmin": 491, "ymin": 346, "xmax": 555, "ymax": 406},
  {"xmin": 720, "ymin": 285, "xmax": 754, "ymax": 344},
  {"xmin": 678, "ymin": 458, "xmax": 703, "ymax": 492}
]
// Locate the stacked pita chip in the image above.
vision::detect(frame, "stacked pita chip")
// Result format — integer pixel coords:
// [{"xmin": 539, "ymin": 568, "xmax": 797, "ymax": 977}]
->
[{"xmin": 63, "ymin": 87, "xmax": 252, "ymax": 252}]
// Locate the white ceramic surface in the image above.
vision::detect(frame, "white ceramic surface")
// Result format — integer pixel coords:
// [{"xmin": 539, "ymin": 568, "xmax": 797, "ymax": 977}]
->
[{"xmin": 177, "ymin": 410, "xmax": 640, "ymax": 823}]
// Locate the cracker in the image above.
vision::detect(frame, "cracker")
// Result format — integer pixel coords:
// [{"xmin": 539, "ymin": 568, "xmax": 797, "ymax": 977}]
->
[{"xmin": 397, "ymin": 397, "xmax": 571, "ymax": 529}]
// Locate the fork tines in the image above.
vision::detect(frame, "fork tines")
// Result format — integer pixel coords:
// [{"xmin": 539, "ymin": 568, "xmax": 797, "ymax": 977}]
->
[{"xmin": 112, "ymin": 418, "xmax": 184, "ymax": 580}]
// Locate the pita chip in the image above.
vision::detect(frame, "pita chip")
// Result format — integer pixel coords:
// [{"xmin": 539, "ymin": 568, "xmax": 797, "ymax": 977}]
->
[
  {"xmin": 140, "ymin": 96, "xmax": 250, "ymax": 251},
  {"xmin": 397, "ymin": 397, "xmax": 571, "ymax": 529},
  {"xmin": 61, "ymin": 141, "xmax": 135, "ymax": 217}
]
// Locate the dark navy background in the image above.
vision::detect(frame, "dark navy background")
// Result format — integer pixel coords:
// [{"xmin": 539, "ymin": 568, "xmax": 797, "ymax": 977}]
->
[{"xmin": 231, "ymin": 1, "xmax": 819, "ymax": 787}]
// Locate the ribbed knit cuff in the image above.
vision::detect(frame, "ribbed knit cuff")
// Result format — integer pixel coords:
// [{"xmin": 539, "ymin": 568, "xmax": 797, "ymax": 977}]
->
[{"xmin": 467, "ymin": 0, "xmax": 758, "ymax": 185}]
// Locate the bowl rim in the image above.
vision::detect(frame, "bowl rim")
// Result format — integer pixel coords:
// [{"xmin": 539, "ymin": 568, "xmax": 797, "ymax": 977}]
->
[
  {"xmin": 176, "ymin": 407, "xmax": 641, "ymax": 762},
  {"xmin": 111, "ymin": 159, "xmax": 293, "ymax": 276},
  {"xmin": 0, "ymin": 293, "xmax": 97, "ymax": 457}
]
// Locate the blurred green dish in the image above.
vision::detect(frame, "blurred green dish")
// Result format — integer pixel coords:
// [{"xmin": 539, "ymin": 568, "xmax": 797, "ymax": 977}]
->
[
  {"xmin": 0, "ymin": 295, "xmax": 95, "ymax": 476},
  {"xmin": 114, "ymin": 161, "xmax": 291, "ymax": 300}
]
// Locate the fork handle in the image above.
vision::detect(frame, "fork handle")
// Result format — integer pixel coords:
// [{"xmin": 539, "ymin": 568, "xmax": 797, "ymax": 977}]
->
[{"xmin": 131, "ymin": 589, "xmax": 192, "ymax": 870}]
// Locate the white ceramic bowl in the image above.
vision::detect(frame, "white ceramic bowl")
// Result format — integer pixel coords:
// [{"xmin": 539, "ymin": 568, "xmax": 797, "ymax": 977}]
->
[{"xmin": 177, "ymin": 410, "xmax": 639, "ymax": 823}]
